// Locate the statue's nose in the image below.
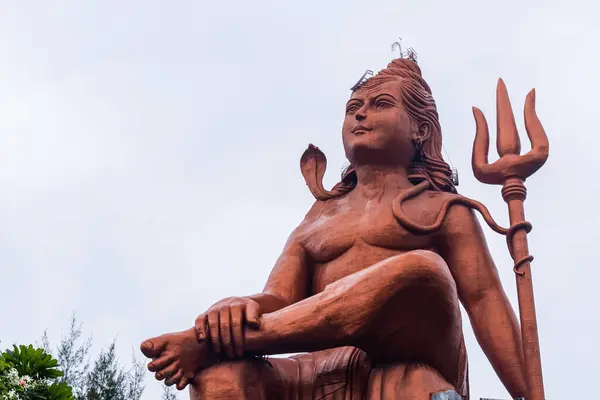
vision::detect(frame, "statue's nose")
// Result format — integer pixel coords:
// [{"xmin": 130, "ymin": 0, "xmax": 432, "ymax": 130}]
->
[{"xmin": 355, "ymin": 108, "xmax": 366, "ymax": 121}]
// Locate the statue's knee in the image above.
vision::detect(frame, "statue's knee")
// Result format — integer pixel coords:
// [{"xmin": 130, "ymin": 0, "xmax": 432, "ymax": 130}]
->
[
  {"xmin": 393, "ymin": 250, "xmax": 455, "ymax": 291},
  {"xmin": 378, "ymin": 251, "xmax": 461, "ymax": 341},
  {"xmin": 190, "ymin": 360, "xmax": 264, "ymax": 398},
  {"xmin": 382, "ymin": 251, "xmax": 459, "ymax": 320}
]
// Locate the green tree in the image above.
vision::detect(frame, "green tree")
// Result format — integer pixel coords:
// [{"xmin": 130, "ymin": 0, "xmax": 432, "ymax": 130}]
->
[
  {"xmin": 85, "ymin": 342, "xmax": 126, "ymax": 400},
  {"xmin": 40, "ymin": 314, "xmax": 145, "ymax": 400},
  {"xmin": 54, "ymin": 315, "xmax": 92, "ymax": 399},
  {"xmin": 0, "ymin": 344, "xmax": 74, "ymax": 400},
  {"xmin": 161, "ymin": 385, "xmax": 178, "ymax": 400}
]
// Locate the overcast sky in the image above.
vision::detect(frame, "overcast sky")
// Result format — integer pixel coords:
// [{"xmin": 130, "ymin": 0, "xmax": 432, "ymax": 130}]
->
[{"xmin": 0, "ymin": 1, "xmax": 597, "ymax": 399}]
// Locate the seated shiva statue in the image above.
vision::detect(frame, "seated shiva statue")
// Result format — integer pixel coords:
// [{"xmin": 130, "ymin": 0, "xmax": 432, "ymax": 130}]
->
[{"xmin": 140, "ymin": 58, "xmax": 528, "ymax": 400}]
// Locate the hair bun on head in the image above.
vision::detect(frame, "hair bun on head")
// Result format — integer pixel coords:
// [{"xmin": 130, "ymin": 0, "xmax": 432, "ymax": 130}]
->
[{"xmin": 374, "ymin": 58, "xmax": 432, "ymax": 94}]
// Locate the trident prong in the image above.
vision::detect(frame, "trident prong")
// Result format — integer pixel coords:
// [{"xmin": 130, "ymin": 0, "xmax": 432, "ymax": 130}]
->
[{"xmin": 472, "ymin": 79, "xmax": 549, "ymax": 185}]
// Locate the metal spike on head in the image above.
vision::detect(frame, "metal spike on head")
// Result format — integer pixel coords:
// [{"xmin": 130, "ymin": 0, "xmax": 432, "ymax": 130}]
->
[
  {"xmin": 350, "ymin": 37, "xmax": 419, "ymax": 91},
  {"xmin": 350, "ymin": 69, "xmax": 374, "ymax": 91},
  {"xmin": 391, "ymin": 37, "xmax": 418, "ymax": 64},
  {"xmin": 404, "ymin": 48, "xmax": 418, "ymax": 64}
]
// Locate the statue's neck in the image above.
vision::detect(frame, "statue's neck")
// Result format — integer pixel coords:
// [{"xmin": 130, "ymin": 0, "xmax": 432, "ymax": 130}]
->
[{"xmin": 353, "ymin": 164, "xmax": 414, "ymax": 199}]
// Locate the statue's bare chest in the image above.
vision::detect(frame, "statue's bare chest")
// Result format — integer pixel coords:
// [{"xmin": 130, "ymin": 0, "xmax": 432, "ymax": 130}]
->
[{"xmin": 299, "ymin": 196, "xmax": 435, "ymax": 264}]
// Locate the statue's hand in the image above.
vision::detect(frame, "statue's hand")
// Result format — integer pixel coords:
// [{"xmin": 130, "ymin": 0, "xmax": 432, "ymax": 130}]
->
[{"xmin": 194, "ymin": 297, "xmax": 261, "ymax": 360}]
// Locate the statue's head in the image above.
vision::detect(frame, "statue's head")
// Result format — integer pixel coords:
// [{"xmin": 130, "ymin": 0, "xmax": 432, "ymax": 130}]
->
[{"xmin": 341, "ymin": 58, "xmax": 456, "ymax": 193}]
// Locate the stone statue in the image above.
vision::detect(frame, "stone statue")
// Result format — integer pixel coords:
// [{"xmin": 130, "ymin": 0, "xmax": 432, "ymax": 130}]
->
[{"xmin": 140, "ymin": 57, "xmax": 548, "ymax": 399}]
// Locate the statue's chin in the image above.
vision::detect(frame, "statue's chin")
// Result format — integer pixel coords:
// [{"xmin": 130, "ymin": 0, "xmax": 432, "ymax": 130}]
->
[{"xmin": 346, "ymin": 143, "xmax": 406, "ymax": 167}]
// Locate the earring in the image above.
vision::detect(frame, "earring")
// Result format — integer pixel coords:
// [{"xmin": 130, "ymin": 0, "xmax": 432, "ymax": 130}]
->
[
  {"xmin": 411, "ymin": 136, "xmax": 425, "ymax": 170},
  {"xmin": 414, "ymin": 136, "xmax": 424, "ymax": 153}
]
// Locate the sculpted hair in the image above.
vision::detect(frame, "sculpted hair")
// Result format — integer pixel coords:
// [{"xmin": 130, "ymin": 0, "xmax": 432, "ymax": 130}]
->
[{"xmin": 338, "ymin": 58, "xmax": 456, "ymax": 194}]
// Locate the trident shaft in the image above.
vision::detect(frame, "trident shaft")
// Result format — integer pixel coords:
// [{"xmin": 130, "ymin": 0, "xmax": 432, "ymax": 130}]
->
[{"xmin": 472, "ymin": 79, "xmax": 549, "ymax": 400}]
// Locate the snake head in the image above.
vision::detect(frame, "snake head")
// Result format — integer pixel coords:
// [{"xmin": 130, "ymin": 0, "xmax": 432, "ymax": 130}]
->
[{"xmin": 472, "ymin": 78, "xmax": 549, "ymax": 185}]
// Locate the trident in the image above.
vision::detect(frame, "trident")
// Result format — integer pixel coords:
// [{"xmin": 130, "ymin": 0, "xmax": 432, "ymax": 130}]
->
[{"xmin": 472, "ymin": 79, "xmax": 549, "ymax": 400}]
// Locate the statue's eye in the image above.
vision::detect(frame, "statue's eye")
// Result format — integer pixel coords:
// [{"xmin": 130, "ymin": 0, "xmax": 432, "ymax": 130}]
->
[
  {"xmin": 376, "ymin": 101, "xmax": 391, "ymax": 108},
  {"xmin": 346, "ymin": 104, "xmax": 360, "ymax": 114}
]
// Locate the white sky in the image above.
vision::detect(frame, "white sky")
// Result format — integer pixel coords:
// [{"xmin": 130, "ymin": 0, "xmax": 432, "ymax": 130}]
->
[{"xmin": 0, "ymin": 1, "xmax": 598, "ymax": 398}]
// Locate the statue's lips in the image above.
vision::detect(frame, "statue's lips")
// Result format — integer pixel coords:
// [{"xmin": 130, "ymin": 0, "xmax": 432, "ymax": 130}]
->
[{"xmin": 352, "ymin": 126, "xmax": 372, "ymax": 135}]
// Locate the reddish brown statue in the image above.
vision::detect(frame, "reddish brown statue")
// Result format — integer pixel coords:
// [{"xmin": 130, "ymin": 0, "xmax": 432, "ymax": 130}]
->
[{"xmin": 140, "ymin": 57, "xmax": 548, "ymax": 399}]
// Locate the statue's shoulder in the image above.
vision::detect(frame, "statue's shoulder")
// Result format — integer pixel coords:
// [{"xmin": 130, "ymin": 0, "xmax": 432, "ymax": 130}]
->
[
  {"xmin": 397, "ymin": 188, "xmax": 471, "ymax": 231},
  {"xmin": 419, "ymin": 190, "xmax": 485, "ymax": 235},
  {"xmin": 290, "ymin": 198, "xmax": 346, "ymax": 244},
  {"xmin": 404, "ymin": 188, "xmax": 459, "ymax": 209},
  {"xmin": 302, "ymin": 196, "xmax": 347, "ymax": 223}
]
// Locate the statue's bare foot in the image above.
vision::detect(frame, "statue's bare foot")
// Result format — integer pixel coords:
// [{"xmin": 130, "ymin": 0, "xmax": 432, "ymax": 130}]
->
[{"xmin": 140, "ymin": 327, "xmax": 215, "ymax": 390}]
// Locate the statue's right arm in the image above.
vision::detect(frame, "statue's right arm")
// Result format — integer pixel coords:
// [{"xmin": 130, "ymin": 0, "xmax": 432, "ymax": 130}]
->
[
  {"xmin": 255, "ymin": 228, "xmax": 311, "ymax": 310},
  {"xmin": 195, "ymin": 225, "xmax": 311, "ymax": 359}
]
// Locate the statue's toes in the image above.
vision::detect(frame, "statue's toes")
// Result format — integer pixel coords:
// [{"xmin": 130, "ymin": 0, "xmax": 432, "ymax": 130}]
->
[
  {"xmin": 148, "ymin": 352, "xmax": 177, "ymax": 373},
  {"xmin": 176, "ymin": 374, "xmax": 192, "ymax": 391},
  {"xmin": 140, "ymin": 336, "xmax": 166, "ymax": 358},
  {"xmin": 156, "ymin": 360, "xmax": 181, "ymax": 382},
  {"xmin": 165, "ymin": 369, "xmax": 183, "ymax": 386},
  {"xmin": 140, "ymin": 340, "xmax": 156, "ymax": 357}
]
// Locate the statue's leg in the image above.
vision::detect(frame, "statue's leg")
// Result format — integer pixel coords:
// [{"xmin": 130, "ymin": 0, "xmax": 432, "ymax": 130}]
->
[
  {"xmin": 190, "ymin": 347, "xmax": 370, "ymax": 400},
  {"xmin": 141, "ymin": 250, "xmax": 462, "ymax": 392},
  {"xmin": 244, "ymin": 249, "xmax": 462, "ymax": 383},
  {"xmin": 188, "ymin": 357, "xmax": 299, "ymax": 400}
]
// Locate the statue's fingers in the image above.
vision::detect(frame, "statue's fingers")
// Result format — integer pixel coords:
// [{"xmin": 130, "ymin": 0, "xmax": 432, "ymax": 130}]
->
[
  {"xmin": 230, "ymin": 305, "xmax": 244, "ymax": 358},
  {"xmin": 155, "ymin": 361, "xmax": 180, "ymax": 382},
  {"xmin": 194, "ymin": 314, "xmax": 208, "ymax": 341},
  {"xmin": 220, "ymin": 308, "xmax": 235, "ymax": 359},
  {"xmin": 207, "ymin": 310, "xmax": 221, "ymax": 355},
  {"xmin": 246, "ymin": 301, "xmax": 261, "ymax": 329},
  {"xmin": 165, "ymin": 369, "xmax": 183, "ymax": 387},
  {"xmin": 148, "ymin": 353, "xmax": 176, "ymax": 372}
]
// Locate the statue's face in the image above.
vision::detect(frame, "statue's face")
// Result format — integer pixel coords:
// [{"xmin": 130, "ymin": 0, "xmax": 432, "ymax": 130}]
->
[{"xmin": 342, "ymin": 79, "xmax": 416, "ymax": 167}]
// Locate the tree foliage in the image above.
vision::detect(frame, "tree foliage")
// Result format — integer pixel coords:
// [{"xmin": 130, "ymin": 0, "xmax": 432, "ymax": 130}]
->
[
  {"xmin": 3, "ymin": 314, "xmax": 148, "ymax": 400},
  {"xmin": 54, "ymin": 317, "xmax": 91, "ymax": 399},
  {"xmin": 0, "ymin": 345, "xmax": 74, "ymax": 400},
  {"xmin": 52, "ymin": 315, "xmax": 145, "ymax": 400},
  {"xmin": 161, "ymin": 385, "xmax": 178, "ymax": 400}
]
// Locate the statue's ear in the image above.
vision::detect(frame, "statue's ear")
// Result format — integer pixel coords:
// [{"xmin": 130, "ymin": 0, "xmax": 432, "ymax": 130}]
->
[{"xmin": 412, "ymin": 121, "xmax": 431, "ymax": 144}]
